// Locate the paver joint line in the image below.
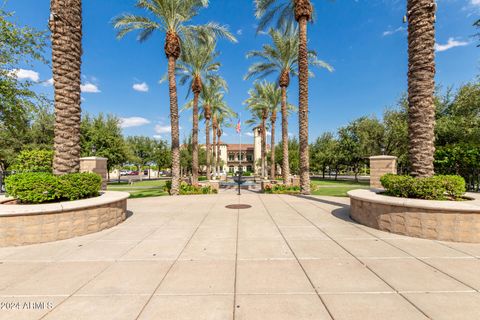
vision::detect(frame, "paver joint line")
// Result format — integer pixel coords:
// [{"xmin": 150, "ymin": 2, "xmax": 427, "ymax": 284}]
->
[
  {"xmin": 257, "ymin": 194, "xmax": 335, "ymax": 320},
  {"xmin": 275, "ymin": 195, "xmax": 433, "ymax": 320}
]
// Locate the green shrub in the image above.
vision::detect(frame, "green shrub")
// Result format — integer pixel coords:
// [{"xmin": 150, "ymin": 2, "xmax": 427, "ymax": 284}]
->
[
  {"xmin": 11, "ymin": 150, "xmax": 53, "ymax": 173},
  {"xmin": 58, "ymin": 173, "xmax": 102, "ymax": 201},
  {"xmin": 5, "ymin": 172, "xmax": 101, "ymax": 204},
  {"xmin": 380, "ymin": 174, "xmax": 466, "ymax": 200},
  {"xmin": 164, "ymin": 181, "xmax": 217, "ymax": 195},
  {"xmin": 5, "ymin": 172, "xmax": 61, "ymax": 204},
  {"xmin": 264, "ymin": 183, "xmax": 300, "ymax": 194}
]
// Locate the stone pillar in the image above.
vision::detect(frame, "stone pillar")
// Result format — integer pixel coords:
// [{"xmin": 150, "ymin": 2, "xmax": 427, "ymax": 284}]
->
[
  {"xmin": 369, "ymin": 156, "xmax": 397, "ymax": 189},
  {"xmin": 80, "ymin": 157, "xmax": 108, "ymax": 190}
]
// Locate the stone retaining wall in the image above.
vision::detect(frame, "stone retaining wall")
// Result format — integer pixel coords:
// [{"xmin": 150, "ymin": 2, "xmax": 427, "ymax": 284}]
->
[
  {"xmin": 348, "ymin": 189, "xmax": 480, "ymax": 243},
  {"xmin": 0, "ymin": 192, "xmax": 129, "ymax": 247}
]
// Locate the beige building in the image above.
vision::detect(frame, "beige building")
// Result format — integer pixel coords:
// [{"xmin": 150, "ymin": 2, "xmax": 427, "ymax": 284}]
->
[{"xmin": 216, "ymin": 127, "xmax": 264, "ymax": 174}]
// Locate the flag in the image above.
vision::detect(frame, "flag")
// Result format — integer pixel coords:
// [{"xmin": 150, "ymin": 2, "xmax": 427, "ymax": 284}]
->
[{"xmin": 236, "ymin": 119, "xmax": 241, "ymax": 134}]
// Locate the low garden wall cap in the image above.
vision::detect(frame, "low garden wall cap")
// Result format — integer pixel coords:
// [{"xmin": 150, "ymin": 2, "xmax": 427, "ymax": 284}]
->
[
  {"xmin": 0, "ymin": 191, "xmax": 129, "ymax": 217},
  {"xmin": 369, "ymin": 155, "xmax": 397, "ymax": 160}
]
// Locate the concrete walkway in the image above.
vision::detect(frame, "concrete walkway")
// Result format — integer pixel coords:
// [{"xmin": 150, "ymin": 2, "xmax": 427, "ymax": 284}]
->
[{"xmin": 1, "ymin": 194, "xmax": 480, "ymax": 320}]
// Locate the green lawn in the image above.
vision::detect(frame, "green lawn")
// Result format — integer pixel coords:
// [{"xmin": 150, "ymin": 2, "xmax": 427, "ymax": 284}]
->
[
  {"xmin": 311, "ymin": 178, "xmax": 369, "ymax": 197},
  {"xmin": 107, "ymin": 179, "xmax": 168, "ymax": 198}
]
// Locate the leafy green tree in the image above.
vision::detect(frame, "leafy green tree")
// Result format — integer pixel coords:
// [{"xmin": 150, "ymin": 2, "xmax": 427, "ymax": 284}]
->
[
  {"xmin": 125, "ymin": 136, "xmax": 155, "ymax": 172},
  {"xmin": 0, "ymin": 9, "xmax": 47, "ymax": 130},
  {"xmin": 310, "ymin": 132, "xmax": 337, "ymax": 178},
  {"xmin": 275, "ymin": 138, "xmax": 299, "ymax": 175},
  {"xmin": 152, "ymin": 138, "xmax": 171, "ymax": 171},
  {"xmin": 81, "ymin": 114, "xmax": 129, "ymax": 174}
]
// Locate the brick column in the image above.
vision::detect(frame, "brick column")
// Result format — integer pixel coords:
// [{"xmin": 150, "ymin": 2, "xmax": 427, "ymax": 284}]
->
[
  {"xmin": 369, "ymin": 156, "xmax": 397, "ymax": 189},
  {"xmin": 80, "ymin": 157, "xmax": 108, "ymax": 190}
]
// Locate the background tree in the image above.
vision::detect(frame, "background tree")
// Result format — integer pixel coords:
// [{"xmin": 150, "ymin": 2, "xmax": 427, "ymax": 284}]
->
[
  {"xmin": 310, "ymin": 132, "xmax": 337, "ymax": 178},
  {"xmin": 406, "ymin": 0, "xmax": 437, "ymax": 177},
  {"xmin": 50, "ymin": 0, "xmax": 83, "ymax": 175},
  {"xmin": 125, "ymin": 136, "xmax": 155, "ymax": 172},
  {"xmin": 80, "ymin": 113, "xmax": 129, "ymax": 177},
  {"xmin": 275, "ymin": 138, "xmax": 300, "ymax": 175},
  {"xmin": 152, "ymin": 138, "xmax": 172, "ymax": 173},
  {"xmin": 114, "ymin": 0, "xmax": 235, "ymax": 195}
]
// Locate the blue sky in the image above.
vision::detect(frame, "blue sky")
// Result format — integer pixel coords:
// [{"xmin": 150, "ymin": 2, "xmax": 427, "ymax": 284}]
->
[{"xmin": 6, "ymin": 0, "xmax": 480, "ymax": 144}]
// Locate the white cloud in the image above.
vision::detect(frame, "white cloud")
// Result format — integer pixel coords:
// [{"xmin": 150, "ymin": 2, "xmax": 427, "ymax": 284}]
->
[
  {"xmin": 133, "ymin": 82, "xmax": 149, "ymax": 92},
  {"xmin": 472, "ymin": 0, "xmax": 480, "ymax": 6},
  {"xmin": 11, "ymin": 69, "xmax": 40, "ymax": 82},
  {"xmin": 155, "ymin": 124, "xmax": 171, "ymax": 134},
  {"xmin": 120, "ymin": 117, "xmax": 150, "ymax": 128},
  {"xmin": 382, "ymin": 26, "xmax": 406, "ymax": 37},
  {"xmin": 245, "ymin": 132, "xmax": 254, "ymax": 137},
  {"xmin": 81, "ymin": 83, "xmax": 101, "ymax": 93},
  {"xmin": 237, "ymin": 29, "xmax": 243, "ymax": 35},
  {"xmin": 153, "ymin": 135, "xmax": 163, "ymax": 140},
  {"xmin": 435, "ymin": 38, "xmax": 469, "ymax": 52}
]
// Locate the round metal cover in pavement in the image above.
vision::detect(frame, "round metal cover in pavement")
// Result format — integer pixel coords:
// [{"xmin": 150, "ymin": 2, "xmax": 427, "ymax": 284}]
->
[{"xmin": 225, "ymin": 204, "xmax": 252, "ymax": 209}]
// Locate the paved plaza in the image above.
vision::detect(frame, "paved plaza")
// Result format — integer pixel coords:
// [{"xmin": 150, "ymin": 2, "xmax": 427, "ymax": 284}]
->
[{"xmin": 1, "ymin": 194, "xmax": 480, "ymax": 319}]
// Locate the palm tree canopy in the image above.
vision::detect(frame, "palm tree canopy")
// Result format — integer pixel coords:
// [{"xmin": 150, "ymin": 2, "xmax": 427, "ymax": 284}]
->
[
  {"xmin": 254, "ymin": 0, "xmax": 316, "ymax": 32},
  {"xmin": 245, "ymin": 24, "xmax": 332, "ymax": 83},
  {"xmin": 113, "ymin": 0, "xmax": 236, "ymax": 46},
  {"xmin": 245, "ymin": 81, "xmax": 284, "ymax": 126},
  {"xmin": 176, "ymin": 36, "xmax": 226, "ymax": 98},
  {"xmin": 198, "ymin": 81, "xmax": 236, "ymax": 121}
]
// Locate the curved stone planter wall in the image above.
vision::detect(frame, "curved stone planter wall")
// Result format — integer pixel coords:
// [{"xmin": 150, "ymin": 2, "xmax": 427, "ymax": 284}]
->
[
  {"xmin": 348, "ymin": 189, "xmax": 480, "ymax": 243},
  {"xmin": 0, "ymin": 191, "xmax": 129, "ymax": 247}
]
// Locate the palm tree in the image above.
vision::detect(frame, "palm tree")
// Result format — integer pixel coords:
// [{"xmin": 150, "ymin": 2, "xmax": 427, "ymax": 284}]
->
[
  {"xmin": 245, "ymin": 24, "xmax": 331, "ymax": 183},
  {"xmin": 215, "ymin": 114, "xmax": 232, "ymax": 174},
  {"xmin": 211, "ymin": 103, "xmax": 236, "ymax": 177},
  {"xmin": 255, "ymin": 0, "xmax": 315, "ymax": 194},
  {"xmin": 113, "ymin": 0, "xmax": 235, "ymax": 195},
  {"xmin": 406, "ymin": 0, "xmax": 437, "ymax": 177},
  {"xmin": 176, "ymin": 36, "xmax": 223, "ymax": 185},
  {"xmin": 49, "ymin": 0, "xmax": 83, "ymax": 175},
  {"xmin": 245, "ymin": 81, "xmax": 276, "ymax": 178},
  {"xmin": 199, "ymin": 82, "xmax": 230, "ymax": 179}
]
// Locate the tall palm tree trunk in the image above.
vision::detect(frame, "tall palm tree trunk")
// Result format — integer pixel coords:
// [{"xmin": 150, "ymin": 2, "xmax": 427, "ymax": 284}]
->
[
  {"xmin": 407, "ymin": 0, "xmax": 436, "ymax": 177},
  {"xmin": 50, "ymin": 0, "xmax": 82, "ymax": 175},
  {"xmin": 164, "ymin": 31, "xmax": 181, "ymax": 195},
  {"xmin": 261, "ymin": 119, "xmax": 267, "ymax": 178},
  {"xmin": 295, "ymin": 0, "xmax": 312, "ymax": 194},
  {"xmin": 168, "ymin": 56, "xmax": 181, "ymax": 194},
  {"xmin": 205, "ymin": 119, "xmax": 211, "ymax": 180},
  {"xmin": 280, "ymin": 85, "xmax": 290, "ymax": 184},
  {"xmin": 212, "ymin": 123, "xmax": 217, "ymax": 177},
  {"xmin": 217, "ymin": 129, "xmax": 222, "ymax": 173},
  {"xmin": 191, "ymin": 86, "xmax": 201, "ymax": 185},
  {"xmin": 270, "ymin": 118, "xmax": 276, "ymax": 179}
]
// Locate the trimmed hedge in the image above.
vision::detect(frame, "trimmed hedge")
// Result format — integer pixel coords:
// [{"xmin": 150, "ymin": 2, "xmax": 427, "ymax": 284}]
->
[
  {"xmin": 5, "ymin": 172, "xmax": 102, "ymax": 204},
  {"xmin": 380, "ymin": 174, "xmax": 466, "ymax": 200}
]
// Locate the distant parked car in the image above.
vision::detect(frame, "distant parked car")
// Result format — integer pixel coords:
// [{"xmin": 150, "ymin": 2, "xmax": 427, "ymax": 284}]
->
[
  {"xmin": 130, "ymin": 171, "xmax": 139, "ymax": 176},
  {"xmin": 120, "ymin": 170, "xmax": 130, "ymax": 176},
  {"xmin": 144, "ymin": 170, "xmax": 148, "ymax": 175}
]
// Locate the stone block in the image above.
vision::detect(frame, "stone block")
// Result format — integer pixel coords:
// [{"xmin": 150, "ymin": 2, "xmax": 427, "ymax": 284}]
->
[{"xmin": 369, "ymin": 155, "xmax": 397, "ymax": 189}]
